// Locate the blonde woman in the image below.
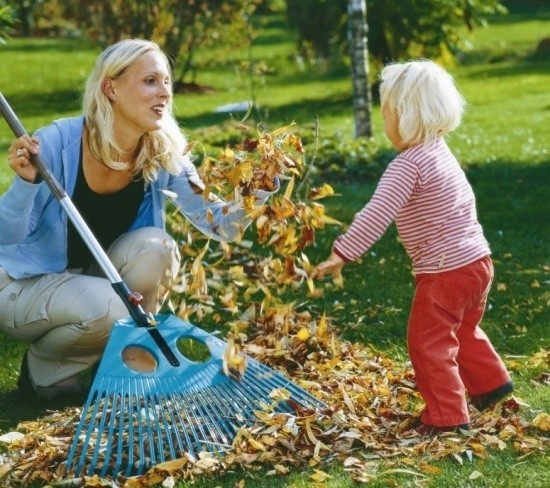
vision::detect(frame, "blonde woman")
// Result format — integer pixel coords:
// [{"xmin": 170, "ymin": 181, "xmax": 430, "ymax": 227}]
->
[
  {"xmin": 313, "ymin": 60, "xmax": 513, "ymax": 435},
  {"xmin": 0, "ymin": 39, "xmax": 276, "ymax": 401}
]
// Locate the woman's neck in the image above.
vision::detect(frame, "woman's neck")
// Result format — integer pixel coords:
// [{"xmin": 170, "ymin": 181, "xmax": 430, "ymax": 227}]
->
[
  {"xmin": 82, "ymin": 128, "xmax": 135, "ymax": 194},
  {"xmin": 112, "ymin": 125, "xmax": 142, "ymax": 165}
]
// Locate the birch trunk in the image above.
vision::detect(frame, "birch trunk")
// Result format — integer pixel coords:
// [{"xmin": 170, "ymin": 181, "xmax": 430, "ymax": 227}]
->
[{"xmin": 347, "ymin": 0, "xmax": 372, "ymax": 138}]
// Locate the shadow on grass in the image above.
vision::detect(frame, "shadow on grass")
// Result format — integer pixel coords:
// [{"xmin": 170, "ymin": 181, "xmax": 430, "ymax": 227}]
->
[
  {"xmin": 461, "ymin": 58, "xmax": 550, "ymax": 78},
  {"xmin": 492, "ymin": 0, "xmax": 550, "ymax": 22},
  {"xmin": 0, "ymin": 38, "xmax": 98, "ymax": 53},
  {"xmin": 0, "ymin": 333, "xmax": 87, "ymax": 431},
  {"xmin": 0, "ymin": 389, "xmax": 85, "ymax": 432},
  {"xmin": 466, "ymin": 159, "xmax": 550, "ymax": 234},
  {"xmin": 0, "ymin": 89, "xmax": 82, "ymax": 121},
  {"xmin": 180, "ymin": 92, "xmax": 352, "ymax": 130}
]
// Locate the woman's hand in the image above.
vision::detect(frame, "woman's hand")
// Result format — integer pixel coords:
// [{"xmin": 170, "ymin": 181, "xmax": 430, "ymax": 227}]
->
[
  {"xmin": 311, "ymin": 251, "xmax": 345, "ymax": 280},
  {"xmin": 8, "ymin": 135, "xmax": 39, "ymax": 183}
]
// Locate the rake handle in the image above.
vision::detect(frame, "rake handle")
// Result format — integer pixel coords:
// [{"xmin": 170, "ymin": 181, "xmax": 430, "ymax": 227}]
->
[{"xmin": 0, "ymin": 93, "xmax": 180, "ymax": 367}]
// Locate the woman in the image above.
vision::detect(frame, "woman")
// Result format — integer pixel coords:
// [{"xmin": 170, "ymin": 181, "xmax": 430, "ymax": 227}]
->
[{"xmin": 0, "ymin": 39, "xmax": 276, "ymax": 401}]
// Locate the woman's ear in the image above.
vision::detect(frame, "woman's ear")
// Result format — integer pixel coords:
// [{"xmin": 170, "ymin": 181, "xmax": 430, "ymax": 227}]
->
[{"xmin": 101, "ymin": 78, "xmax": 116, "ymax": 101}]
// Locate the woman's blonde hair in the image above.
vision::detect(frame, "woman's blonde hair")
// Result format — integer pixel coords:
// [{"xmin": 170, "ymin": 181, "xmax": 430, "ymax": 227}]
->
[
  {"xmin": 379, "ymin": 59, "xmax": 466, "ymax": 147},
  {"xmin": 82, "ymin": 39, "xmax": 186, "ymax": 181}
]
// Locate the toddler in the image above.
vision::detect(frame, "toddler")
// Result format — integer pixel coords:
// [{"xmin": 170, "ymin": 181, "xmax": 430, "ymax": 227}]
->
[{"xmin": 312, "ymin": 59, "xmax": 513, "ymax": 434}]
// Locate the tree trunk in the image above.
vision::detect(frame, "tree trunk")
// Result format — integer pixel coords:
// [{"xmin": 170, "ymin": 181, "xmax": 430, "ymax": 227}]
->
[
  {"xmin": 16, "ymin": 0, "xmax": 33, "ymax": 37},
  {"xmin": 347, "ymin": 0, "xmax": 372, "ymax": 138}
]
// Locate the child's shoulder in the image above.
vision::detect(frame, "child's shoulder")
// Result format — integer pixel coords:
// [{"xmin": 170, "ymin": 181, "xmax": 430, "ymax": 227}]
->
[{"xmin": 398, "ymin": 139, "xmax": 451, "ymax": 163}]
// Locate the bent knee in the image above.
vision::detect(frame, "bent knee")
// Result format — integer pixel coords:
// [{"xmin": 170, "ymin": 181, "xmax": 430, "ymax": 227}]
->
[
  {"xmin": 67, "ymin": 286, "xmax": 127, "ymax": 333},
  {"xmin": 110, "ymin": 227, "xmax": 181, "ymax": 270},
  {"xmin": 141, "ymin": 231, "xmax": 179, "ymax": 264}
]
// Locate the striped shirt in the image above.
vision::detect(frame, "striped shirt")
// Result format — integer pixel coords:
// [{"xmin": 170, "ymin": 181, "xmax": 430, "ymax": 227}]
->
[{"xmin": 333, "ymin": 138, "xmax": 490, "ymax": 274}]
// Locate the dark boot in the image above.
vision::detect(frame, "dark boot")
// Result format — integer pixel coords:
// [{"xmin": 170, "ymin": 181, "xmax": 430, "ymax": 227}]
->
[
  {"xmin": 17, "ymin": 350, "xmax": 85, "ymax": 402},
  {"xmin": 470, "ymin": 381, "xmax": 514, "ymax": 411},
  {"xmin": 16, "ymin": 350, "xmax": 38, "ymax": 398},
  {"xmin": 414, "ymin": 421, "xmax": 470, "ymax": 436}
]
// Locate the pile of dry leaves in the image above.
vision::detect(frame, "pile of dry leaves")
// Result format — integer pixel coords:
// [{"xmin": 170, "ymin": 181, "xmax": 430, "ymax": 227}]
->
[
  {"xmin": 0, "ymin": 126, "xmax": 548, "ymax": 487},
  {"xmin": 0, "ymin": 320, "xmax": 547, "ymax": 487}
]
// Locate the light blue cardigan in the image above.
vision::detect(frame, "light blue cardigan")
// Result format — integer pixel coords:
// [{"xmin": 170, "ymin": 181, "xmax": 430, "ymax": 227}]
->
[{"xmin": 0, "ymin": 116, "xmax": 274, "ymax": 278}]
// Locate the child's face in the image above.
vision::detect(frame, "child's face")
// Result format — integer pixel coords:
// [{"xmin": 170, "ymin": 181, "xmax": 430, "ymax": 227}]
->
[{"xmin": 382, "ymin": 105, "xmax": 407, "ymax": 150}]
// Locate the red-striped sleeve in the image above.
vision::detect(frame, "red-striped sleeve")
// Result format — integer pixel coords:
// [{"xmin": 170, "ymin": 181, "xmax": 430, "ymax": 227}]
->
[{"xmin": 333, "ymin": 155, "xmax": 418, "ymax": 261}]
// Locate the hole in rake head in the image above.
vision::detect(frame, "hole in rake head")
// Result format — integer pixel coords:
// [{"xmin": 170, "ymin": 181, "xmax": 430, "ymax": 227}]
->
[
  {"xmin": 121, "ymin": 345, "xmax": 158, "ymax": 373},
  {"xmin": 177, "ymin": 336, "xmax": 212, "ymax": 363}
]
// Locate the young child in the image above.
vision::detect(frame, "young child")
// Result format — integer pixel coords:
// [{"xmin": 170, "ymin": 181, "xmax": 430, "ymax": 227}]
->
[{"xmin": 312, "ymin": 60, "xmax": 513, "ymax": 435}]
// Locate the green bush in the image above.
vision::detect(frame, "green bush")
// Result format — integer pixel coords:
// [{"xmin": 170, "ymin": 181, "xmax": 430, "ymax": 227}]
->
[
  {"xmin": 190, "ymin": 122, "xmax": 393, "ymax": 184},
  {"xmin": 305, "ymin": 133, "xmax": 394, "ymax": 181}
]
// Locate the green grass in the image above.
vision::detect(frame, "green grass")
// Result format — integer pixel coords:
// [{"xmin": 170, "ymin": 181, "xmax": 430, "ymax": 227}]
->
[
  {"xmin": 0, "ymin": 1, "xmax": 549, "ymax": 486},
  {"xmin": 158, "ymin": 451, "xmax": 550, "ymax": 488}
]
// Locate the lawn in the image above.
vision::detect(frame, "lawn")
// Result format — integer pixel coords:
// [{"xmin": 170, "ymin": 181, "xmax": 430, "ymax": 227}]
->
[{"xmin": 0, "ymin": 1, "xmax": 548, "ymax": 486}]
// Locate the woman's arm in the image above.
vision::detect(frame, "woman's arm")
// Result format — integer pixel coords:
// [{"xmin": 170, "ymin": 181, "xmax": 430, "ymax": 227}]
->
[
  {"xmin": 169, "ymin": 158, "xmax": 278, "ymax": 242},
  {"xmin": 0, "ymin": 177, "xmax": 42, "ymax": 245}
]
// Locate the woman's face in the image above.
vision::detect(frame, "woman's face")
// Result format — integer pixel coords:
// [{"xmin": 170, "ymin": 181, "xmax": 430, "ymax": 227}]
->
[
  {"xmin": 382, "ymin": 105, "xmax": 407, "ymax": 150},
  {"xmin": 109, "ymin": 50, "xmax": 172, "ymax": 137}
]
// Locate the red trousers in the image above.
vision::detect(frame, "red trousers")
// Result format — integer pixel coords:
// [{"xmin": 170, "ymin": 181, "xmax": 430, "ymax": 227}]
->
[{"xmin": 408, "ymin": 256, "xmax": 511, "ymax": 426}]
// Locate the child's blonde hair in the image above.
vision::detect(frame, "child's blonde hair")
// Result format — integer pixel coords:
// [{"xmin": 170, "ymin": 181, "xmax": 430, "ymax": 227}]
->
[
  {"xmin": 379, "ymin": 59, "xmax": 466, "ymax": 147},
  {"xmin": 83, "ymin": 39, "xmax": 186, "ymax": 181}
]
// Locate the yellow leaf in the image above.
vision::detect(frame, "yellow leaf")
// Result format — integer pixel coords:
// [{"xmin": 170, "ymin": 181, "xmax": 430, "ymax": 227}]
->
[
  {"xmin": 284, "ymin": 175, "xmax": 295, "ymax": 200},
  {"xmin": 274, "ymin": 464, "xmax": 289, "ymax": 474},
  {"xmin": 271, "ymin": 123, "xmax": 296, "ymax": 136},
  {"xmin": 304, "ymin": 419, "xmax": 322, "ymax": 445},
  {"xmin": 419, "ymin": 462, "xmax": 442, "ymax": 475},
  {"xmin": 308, "ymin": 183, "xmax": 335, "ymax": 200},
  {"xmin": 341, "ymin": 388, "xmax": 356, "ymax": 415},
  {"xmin": 316, "ymin": 312, "xmax": 327, "ymax": 339},
  {"xmin": 332, "ymin": 271, "xmax": 344, "ymax": 287},
  {"xmin": 532, "ymin": 413, "xmax": 550, "ymax": 432},
  {"xmin": 310, "ymin": 470, "xmax": 331, "ymax": 482},
  {"xmin": 296, "ymin": 327, "xmax": 310, "ymax": 341},
  {"xmin": 248, "ymin": 437, "xmax": 267, "ymax": 451},
  {"xmin": 222, "ymin": 338, "xmax": 247, "ymax": 381},
  {"xmin": 269, "ymin": 387, "xmax": 291, "ymax": 402},
  {"xmin": 320, "ymin": 214, "xmax": 342, "ymax": 226}
]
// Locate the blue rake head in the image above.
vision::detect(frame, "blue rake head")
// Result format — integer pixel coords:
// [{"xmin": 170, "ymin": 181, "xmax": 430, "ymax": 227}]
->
[{"xmin": 65, "ymin": 314, "xmax": 324, "ymax": 478}]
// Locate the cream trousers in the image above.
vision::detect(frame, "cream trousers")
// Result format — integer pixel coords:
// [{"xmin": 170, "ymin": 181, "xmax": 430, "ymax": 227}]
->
[{"xmin": 0, "ymin": 227, "xmax": 180, "ymax": 388}]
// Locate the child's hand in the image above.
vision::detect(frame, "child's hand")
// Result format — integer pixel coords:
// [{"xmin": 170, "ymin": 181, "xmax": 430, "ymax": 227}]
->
[{"xmin": 311, "ymin": 252, "xmax": 345, "ymax": 280}]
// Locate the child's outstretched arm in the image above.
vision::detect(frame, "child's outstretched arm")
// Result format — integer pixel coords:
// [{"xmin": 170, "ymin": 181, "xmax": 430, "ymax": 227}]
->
[{"xmin": 311, "ymin": 251, "xmax": 345, "ymax": 280}]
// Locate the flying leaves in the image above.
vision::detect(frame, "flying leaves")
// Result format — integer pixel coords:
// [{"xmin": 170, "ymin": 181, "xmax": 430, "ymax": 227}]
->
[{"xmin": 197, "ymin": 124, "xmax": 340, "ymax": 258}]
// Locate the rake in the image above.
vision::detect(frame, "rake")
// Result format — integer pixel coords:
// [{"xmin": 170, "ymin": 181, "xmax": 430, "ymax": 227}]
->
[{"xmin": 0, "ymin": 94, "xmax": 325, "ymax": 478}]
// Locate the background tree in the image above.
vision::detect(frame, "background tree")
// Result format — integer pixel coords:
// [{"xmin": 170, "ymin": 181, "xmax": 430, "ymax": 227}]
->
[
  {"xmin": 285, "ymin": 0, "xmax": 506, "ymax": 138},
  {"xmin": 285, "ymin": 0, "xmax": 507, "ymax": 66},
  {"xmin": 366, "ymin": 0, "xmax": 508, "ymax": 64},
  {"xmin": 348, "ymin": 0, "xmax": 372, "ymax": 138},
  {"xmin": 52, "ymin": 0, "xmax": 262, "ymax": 92},
  {"xmin": 285, "ymin": 0, "xmax": 347, "ymax": 64},
  {"xmin": 6, "ymin": 0, "xmax": 40, "ymax": 37}
]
